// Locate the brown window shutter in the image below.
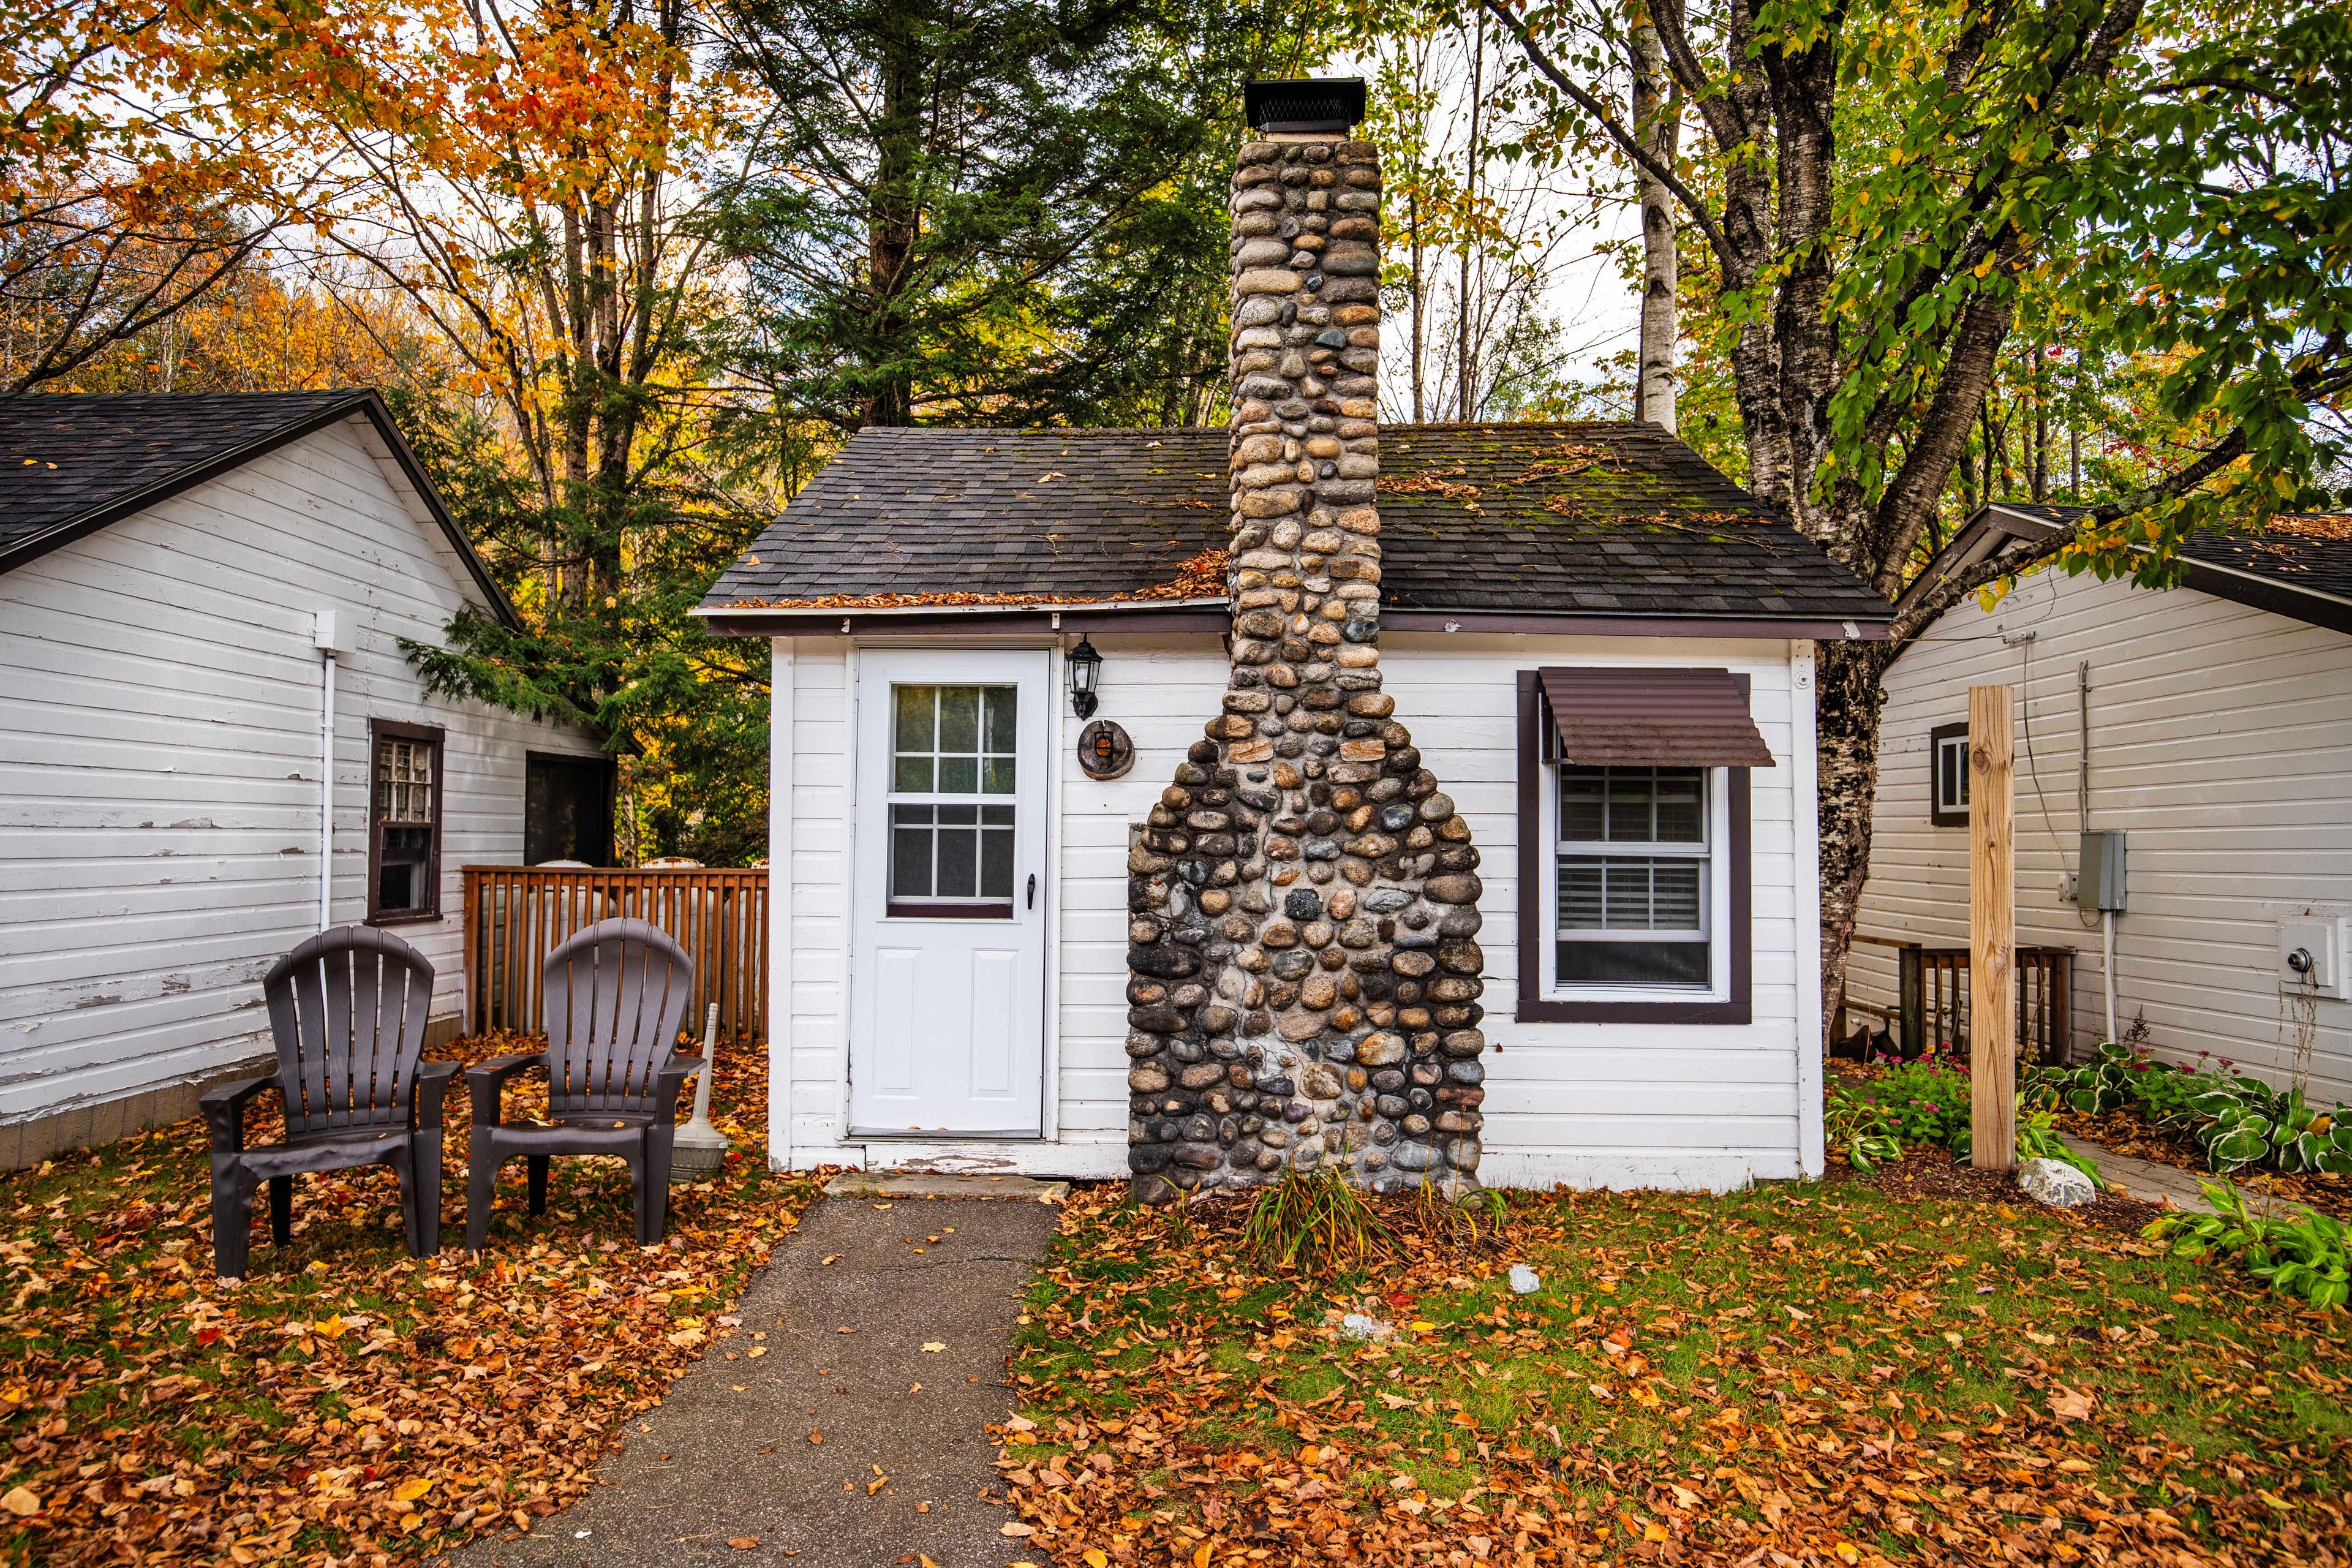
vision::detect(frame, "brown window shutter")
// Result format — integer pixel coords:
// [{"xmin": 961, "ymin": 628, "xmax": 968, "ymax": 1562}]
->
[{"xmin": 1536, "ymin": 666, "xmax": 1774, "ymax": 767}]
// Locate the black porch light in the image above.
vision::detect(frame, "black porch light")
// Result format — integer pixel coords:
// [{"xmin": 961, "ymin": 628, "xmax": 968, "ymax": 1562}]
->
[
  {"xmin": 1244, "ymin": 78, "xmax": 1367, "ymax": 135},
  {"xmin": 1068, "ymin": 635, "xmax": 1104, "ymax": 718}
]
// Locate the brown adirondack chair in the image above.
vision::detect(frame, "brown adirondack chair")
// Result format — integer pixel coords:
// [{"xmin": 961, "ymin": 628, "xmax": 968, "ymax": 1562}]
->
[
  {"xmin": 465, "ymin": 919, "xmax": 699, "ymax": 1250},
  {"xmin": 202, "ymin": 926, "xmax": 455, "ymax": 1279}
]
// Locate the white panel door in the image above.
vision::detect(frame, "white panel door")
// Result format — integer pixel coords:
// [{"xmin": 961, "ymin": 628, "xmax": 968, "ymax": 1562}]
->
[{"xmin": 849, "ymin": 649, "xmax": 1048, "ymax": 1136}]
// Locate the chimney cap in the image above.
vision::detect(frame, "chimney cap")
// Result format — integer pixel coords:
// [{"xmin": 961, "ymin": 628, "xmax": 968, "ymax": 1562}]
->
[{"xmin": 1244, "ymin": 78, "xmax": 1367, "ymax": 135}]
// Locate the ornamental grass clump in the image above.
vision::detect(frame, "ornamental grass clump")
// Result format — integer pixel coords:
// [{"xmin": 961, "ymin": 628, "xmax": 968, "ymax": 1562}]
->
[{"xmin": 1240, "ymin": 1167, "xmax": 1395, "ymax": 1276}]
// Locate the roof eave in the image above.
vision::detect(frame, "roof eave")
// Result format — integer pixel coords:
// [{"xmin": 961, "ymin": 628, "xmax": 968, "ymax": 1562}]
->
[
  {"xmin": 693, "ymin": 597, "xmax": 1890, "ymax": 641},
  {"xmin": 1903, "ymin": 502, "xmax": 2352, "ymax": 636}
]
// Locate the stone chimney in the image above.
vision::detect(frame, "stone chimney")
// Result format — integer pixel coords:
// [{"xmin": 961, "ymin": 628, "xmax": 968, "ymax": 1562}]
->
[{"xmin": 1123, "ymin": 83, "xmax": 1490, "ymax": 1204}]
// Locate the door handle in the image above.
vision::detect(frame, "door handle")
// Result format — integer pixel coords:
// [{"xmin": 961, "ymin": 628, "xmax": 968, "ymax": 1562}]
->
[{"xmin": 1027, "ymin": 873, "xmax": 1038, "ymax": 910}]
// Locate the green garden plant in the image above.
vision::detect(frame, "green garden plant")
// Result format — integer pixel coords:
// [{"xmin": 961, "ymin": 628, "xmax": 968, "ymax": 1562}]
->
[
  {"xmin": 2029, "ymin": 1046, "xmax": 2352, "ymax": 1176},
  {"xmin": 2145, "ymin": 1186, "xmax": 2351, "ymax": 1310}
]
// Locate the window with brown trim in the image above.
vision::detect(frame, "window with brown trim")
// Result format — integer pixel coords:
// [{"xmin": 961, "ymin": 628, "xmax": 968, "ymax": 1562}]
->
[
  {"xmin": 1515, "ymin": 670, "xmax": 1754, "ymax": 1024},
  {"xmin": 1930, "ymin": 720, "xmax": 1970, "ymax": 827},
  {"xmin": 368, "ymin": 719, "xmax": 443, "ymax": 924}
]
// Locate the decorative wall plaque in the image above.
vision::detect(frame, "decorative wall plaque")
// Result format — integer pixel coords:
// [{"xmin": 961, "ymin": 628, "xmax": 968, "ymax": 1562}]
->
[{"xmin": 1076, "ymin": 718, "xmax": 1134, "ymax": 780}]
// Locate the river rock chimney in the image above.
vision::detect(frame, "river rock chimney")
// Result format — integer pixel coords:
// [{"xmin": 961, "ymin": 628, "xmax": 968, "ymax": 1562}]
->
[{"xmin": 1123, "ymin": 81, "xmax": 1490, "ymax": 1204}]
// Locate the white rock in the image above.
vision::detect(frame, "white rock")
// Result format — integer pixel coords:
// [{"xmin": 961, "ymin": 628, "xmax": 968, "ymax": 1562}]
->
[
  {"xmin": 1509, "ymin": 1264, "xmax": 1542, "ymax": 1295},
  {"xmin": 2018, "ymin": 1156, "xmax": 2098, "ymax": 1208},
  {"xmin": 1341, "ymin": 1313, "xmax": 1393, "ymax": 1341}
]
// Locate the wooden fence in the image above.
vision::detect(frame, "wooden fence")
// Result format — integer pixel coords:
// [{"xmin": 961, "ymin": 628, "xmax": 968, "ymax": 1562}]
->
[
  {"xmin": 1843, "ymin": 935, "xmax": 2075, "ymax": 1065},
  {"xmin": 461, "ymin": 867, "xmax": 769, "ymax": 1042}
]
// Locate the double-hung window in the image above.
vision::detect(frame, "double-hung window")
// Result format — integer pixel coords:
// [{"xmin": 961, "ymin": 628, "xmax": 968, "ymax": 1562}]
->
[
  {"xmin": 1554, "ymin": 765, "xmax": 1716, "ymax": 989},
  {"xmin": 1515, "ymin": 667, "xmax": 1765, "ymax": 1023},
  {"xmin": 368, "ymin": 720, "xmax": 443, "ymax": 924}
]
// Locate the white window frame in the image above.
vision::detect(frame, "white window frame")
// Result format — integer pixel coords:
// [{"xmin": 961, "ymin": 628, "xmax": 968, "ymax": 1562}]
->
[
  {"xmin": 883, "ymin": 680, "xmax": 1021, "ymax": 917},
  {"xmin": 1540, "ymin": 760, "xmax": 1732, "ymax": 1002},
  {"xmin": 1932, "ymin": 722, "xmax": 1972, "ymax": 824}
]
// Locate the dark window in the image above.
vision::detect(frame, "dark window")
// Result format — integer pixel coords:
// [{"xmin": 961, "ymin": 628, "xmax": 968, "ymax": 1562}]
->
[
  {"xmin": 526, "ymin": 753, "xmax": 615, "ymax": 865},
  {"xmin": 368, "ymin": 720, "xmax": 443, "ymax": 924},
  {"xmin": 1931, "ymin": 721, "xmax": 1970, "ymax": 827}
]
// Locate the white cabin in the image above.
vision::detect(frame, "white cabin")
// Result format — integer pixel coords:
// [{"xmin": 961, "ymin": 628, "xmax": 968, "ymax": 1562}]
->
[
  {"xmin": 1845, "ymin": 502, "xmax": 2352, "ymax": 1101},
  {"xmin": 701, "ymin": 423, "xmax": 1896, "ymax": 1191},
  {"xmin": 0, "ymin": 392, "xmax": 608, "ymax": 1168}
]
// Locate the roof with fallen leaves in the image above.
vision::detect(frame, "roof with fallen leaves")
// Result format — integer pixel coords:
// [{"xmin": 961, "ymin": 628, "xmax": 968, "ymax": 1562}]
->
[
  {"xmin": 1981, "ymin": 501, "xmax": 2352, "ymax": 631},
  {"xmin": 0, "ymin": 390, "xmax": 519, "ymax": 626},
  {"xmin": 696, "ymin": 423, "xmax": 1894, "ymax": 625}
]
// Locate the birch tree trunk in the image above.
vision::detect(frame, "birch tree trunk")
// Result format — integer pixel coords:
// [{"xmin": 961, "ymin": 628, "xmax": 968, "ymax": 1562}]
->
[{"xmin": 1629, "ymin": 0, "xmax": 1679, "ymax": 431}]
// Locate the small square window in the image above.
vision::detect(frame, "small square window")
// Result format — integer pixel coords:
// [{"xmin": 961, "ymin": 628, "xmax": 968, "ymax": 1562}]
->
[{"xmin": 1931, "ymin": 721, "xmax": 1970, "ymax": 827}]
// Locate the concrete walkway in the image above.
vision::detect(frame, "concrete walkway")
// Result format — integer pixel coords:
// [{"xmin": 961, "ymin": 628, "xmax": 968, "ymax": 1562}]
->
[
  {"xmin": 452, "ymin": 1178, "xmax": 1062, "ymax": 1568},
  {"xmin": 2062, "ymin": 1135, "xmax": 2320, "ymax": 1218}
]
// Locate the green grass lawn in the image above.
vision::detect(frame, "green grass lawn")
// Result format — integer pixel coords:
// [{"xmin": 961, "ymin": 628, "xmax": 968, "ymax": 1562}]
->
[{"xmin": 1001, "ymin": 1164, "xmax": 2351, "ymax": 1566}]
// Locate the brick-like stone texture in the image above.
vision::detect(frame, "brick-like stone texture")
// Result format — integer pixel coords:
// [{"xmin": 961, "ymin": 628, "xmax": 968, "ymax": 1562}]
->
[{"xmin": 1125, "ymin": 138, "xmax": 1487, "ymax": 1203}]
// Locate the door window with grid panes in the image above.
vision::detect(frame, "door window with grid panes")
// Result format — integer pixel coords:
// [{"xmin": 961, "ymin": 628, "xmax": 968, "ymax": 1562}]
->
[
  {"xmin": 1554, "ymin": 764, "xmax": 1714, "ymax": 987},
  {"xmin": 886, "ymin": 684, "xmax": 1017, "ymax": 916}
]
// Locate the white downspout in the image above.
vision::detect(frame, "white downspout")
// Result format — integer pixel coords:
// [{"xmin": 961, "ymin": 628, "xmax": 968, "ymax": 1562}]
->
[{"xmin": 313, "ymin": 611, "xmax": 349, "ymax": 930}]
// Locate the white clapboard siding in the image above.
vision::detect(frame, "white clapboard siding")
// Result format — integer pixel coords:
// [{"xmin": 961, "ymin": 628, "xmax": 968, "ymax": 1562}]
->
[
  {"xmin": 0, "ymin": 415, "xmax": 602, "ymax": 1126},
  {"xmin": 1847, "ymin": 567, "xmax": 2352, "ymax": 1101},
  {"xmin": 766, "ymin": 628, "xmax": 1815, "ymax": 1190}
]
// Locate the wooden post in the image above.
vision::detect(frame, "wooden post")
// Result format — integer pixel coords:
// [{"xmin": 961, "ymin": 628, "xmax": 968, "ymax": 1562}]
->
[
  {"xmin": 1969, "ymin": 684, "xmax": 2017, "ymax": 1169},
  {"xmin": 1897, "ymin": 944, "xmax": 1924, "ymax": 1058}
]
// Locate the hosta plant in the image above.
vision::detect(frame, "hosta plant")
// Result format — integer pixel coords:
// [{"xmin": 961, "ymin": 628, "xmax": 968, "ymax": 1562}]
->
[
  {"xmin": 2192, "ymin": 1082, "xmax": 2352, "ymax": 1175},
  {"xmin": 2146, "ymin": 1186, "xmax": 2350, "ymax": 1310}
]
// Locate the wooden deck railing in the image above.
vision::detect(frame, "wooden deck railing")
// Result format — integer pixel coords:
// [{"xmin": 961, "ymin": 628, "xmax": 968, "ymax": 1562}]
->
[
  {"xmin": 1845, "ymin": 935, "xmax": 2075, "ymax": 1065},
  {"xmin": 461, "ymin": 867, "xmax": 769, "ymax": 1043}
]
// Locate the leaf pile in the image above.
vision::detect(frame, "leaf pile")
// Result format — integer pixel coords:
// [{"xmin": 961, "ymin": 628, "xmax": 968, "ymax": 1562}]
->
[
  {"xmin": 0, "ymin": 1031, "xmax": 821, "ymax": 1567},
  {"xmin": 1000, "ymin": 1175, "xmax": 2351, "ymax": 1566}
]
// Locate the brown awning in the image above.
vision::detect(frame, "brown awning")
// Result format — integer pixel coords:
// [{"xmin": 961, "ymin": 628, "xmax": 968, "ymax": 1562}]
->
[{"xmin": 1537, "ymin": 666, "xmax": 1774, "ymax": 767}]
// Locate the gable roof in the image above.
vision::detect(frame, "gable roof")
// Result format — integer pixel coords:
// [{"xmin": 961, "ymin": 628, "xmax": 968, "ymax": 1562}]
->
[
  {"xmin": 695, "ymin": 422, "xmax": 1893, "ymax": 638},
  {"xmin": 1903, "ymin": 501, "xmax": 2352, "ymax": 637},
  {"xmin": 0, "ymin": 390, "xmax": 520, "ymax": 627}
]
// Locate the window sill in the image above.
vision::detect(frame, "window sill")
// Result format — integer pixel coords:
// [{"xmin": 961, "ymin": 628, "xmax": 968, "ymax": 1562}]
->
[
  {"xmin": 1515, "ymin": 994, "xmax": 1753, "ymax": 1025},
  {"xmin": 366, "ymin": 909, "xmax": 444, "ymax": 929}
]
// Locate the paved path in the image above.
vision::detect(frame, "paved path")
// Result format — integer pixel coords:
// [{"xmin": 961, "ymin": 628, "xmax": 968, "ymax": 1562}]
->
[
  {"xmin": 452, "ymin": 1180, "xmax": 1061, "ymax": 1568},
  {"xmin": 2061, "ymin": 1135, "xmax": 2320, "ymax": 1218}
]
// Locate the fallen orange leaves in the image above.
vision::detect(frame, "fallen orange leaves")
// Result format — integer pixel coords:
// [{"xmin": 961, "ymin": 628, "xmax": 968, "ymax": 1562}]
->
[
  {"xmin": 997, "ymin": 1174, "xmax": 2352, "ymax": 1567},
  {"xmin": 0, "ymin": 1031, "xmax": 822, "ymax": 1567}
]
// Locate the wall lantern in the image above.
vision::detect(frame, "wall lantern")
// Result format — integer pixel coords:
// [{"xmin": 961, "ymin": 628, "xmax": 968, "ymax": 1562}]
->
[{"xmin": 1067, "ymin": 635, "xmax": 1103, "ymax": 718}]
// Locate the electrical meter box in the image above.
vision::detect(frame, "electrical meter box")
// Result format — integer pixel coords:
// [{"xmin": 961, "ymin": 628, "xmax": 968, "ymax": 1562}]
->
[{"xmin": 2076, "ymin": 830, "xmax": 2127, "ymax": 911}]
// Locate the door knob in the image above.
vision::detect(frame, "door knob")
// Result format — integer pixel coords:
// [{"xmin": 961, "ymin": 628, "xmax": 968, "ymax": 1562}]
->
[{"xmin": 1027, "ymin": 873, "xmax": 1038, "ymax": 910}]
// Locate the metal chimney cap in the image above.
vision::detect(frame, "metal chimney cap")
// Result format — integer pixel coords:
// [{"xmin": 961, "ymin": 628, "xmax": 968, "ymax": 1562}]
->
[{"xmin": 1244, "ymin": 78, "xmax": 1368, "ymax": 135}]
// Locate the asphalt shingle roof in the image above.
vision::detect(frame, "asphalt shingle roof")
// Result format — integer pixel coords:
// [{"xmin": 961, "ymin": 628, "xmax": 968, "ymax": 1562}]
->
[
  {"xmin": 699, "ymin": 422, "xmax": 1893, "ymax": 626},
  {"xmin": 0, "ymin": 391, "xmax": 363, "ymax": 563},
  {"xmin": 2180, "ymin": 514, "xmax": 2352, "ymax": 603},
  {"xmin": 0, "ymin": 391, "xmax": 518, "ymax": 625},
  {"xmin": 1985, "ymin": 500, "xmax": 2352, "ymax": 627}
]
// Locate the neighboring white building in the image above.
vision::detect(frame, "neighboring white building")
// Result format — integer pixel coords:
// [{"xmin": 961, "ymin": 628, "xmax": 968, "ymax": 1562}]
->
[
  {"xmin": 0, "ymin": 391, "xmax": 610, "ymax": 1169},
  {"xmin": 1846, "ymin": 502, "xmax": 2352, "ymax": 1102},
  {"xmin": 698, "ymin": 423, "xmax": 1894, "ymax": 1192}
]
